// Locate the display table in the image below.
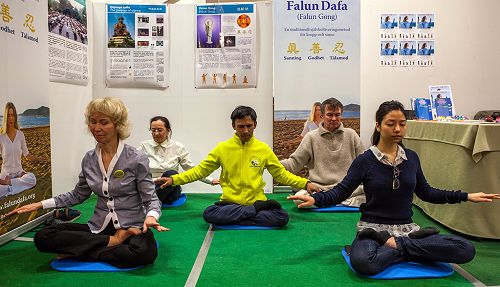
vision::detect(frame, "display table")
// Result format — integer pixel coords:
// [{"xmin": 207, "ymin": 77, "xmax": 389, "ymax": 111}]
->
[{"xmin": 403, "ymin": 121, "xmax": 500, "ymax": 239}]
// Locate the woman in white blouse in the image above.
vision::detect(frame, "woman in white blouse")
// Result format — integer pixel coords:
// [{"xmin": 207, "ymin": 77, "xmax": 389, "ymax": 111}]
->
[
  {"xmin": 0, "ymin": 102, "xmax": 38, "ymax": 198},
  {"xmin": 139, "ymin": 116, "xmax": 219, "ymax": 204}
]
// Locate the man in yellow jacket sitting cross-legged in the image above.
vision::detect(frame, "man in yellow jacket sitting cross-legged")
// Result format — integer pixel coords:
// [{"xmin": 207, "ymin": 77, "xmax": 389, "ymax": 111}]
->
[{"xmin": 155, "ymin": 106, "xmax": 319, "ymax": 227}]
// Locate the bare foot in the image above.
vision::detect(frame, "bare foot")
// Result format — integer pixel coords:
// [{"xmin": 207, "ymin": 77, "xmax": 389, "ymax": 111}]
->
[
  {"xmin": 56, "ymin": 254, "xmax": 74, "ymax": 260},
  {"xmin": 0, "ymin": 176, "xmax": 11, "ymax": 185},
  {"xmin": 108, "ymin": 228, "xmax": 141, "ymax": 247},
  {"xmin": 384, "ymin": 237, "xmax": 397, "ymax": 249}
]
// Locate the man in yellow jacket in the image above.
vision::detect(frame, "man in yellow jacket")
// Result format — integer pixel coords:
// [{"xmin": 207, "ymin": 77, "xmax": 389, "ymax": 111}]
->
[{"xmin": 156, "ymin": 106, "xmax": 319, "ymax": 227}]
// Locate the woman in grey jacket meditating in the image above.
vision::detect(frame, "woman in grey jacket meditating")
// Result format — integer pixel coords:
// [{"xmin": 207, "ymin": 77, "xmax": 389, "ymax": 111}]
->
[{"xmin": 8, "ymin": 97, "xmax": 168, "ymax": 268}]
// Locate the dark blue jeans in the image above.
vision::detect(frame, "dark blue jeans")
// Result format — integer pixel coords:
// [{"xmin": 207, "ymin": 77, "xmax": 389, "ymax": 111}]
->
[
  {"xmin": 349, "ymin": 234, "xmax": 475, "ymax": 276},
  {"xmin": 203, "ymin": 204, "xmax": 289, "ymax": 227},
  {"xmin": 155, "ymin": 170, "xmax": 181, "ymax": 204}
]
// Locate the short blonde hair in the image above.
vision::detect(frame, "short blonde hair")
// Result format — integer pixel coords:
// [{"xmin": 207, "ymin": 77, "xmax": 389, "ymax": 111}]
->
[
  {"xmin": 85, "ymin": 97, "xmax": 131, "ymax": 140},
  {"xmin": 1, "ymin": 102, "xmax": 19, "ymax": 134}
]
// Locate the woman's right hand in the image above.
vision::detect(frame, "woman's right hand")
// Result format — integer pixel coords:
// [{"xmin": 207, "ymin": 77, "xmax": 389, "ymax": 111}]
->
[
  {"xmin": 154, "ymin": 177, "xmax": 173, "ymax": 189},
  {"xmin": 6, "ymin": 202, "xmax": 43, "ymax": 216},
  {"xmin": 287, "ymin": 194, "xmax": 315, "ymax": 208}
]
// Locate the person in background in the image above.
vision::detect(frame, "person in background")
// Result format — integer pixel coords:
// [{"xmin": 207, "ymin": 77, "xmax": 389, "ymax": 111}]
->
[
  {"xmin": 139, "ymin": 116, "xmax": 219, "ymax": 205},
  {"xmin": 289, "ymin": 100, "xmax": 498, "ymax": 276},
  {"xmin": 8, "ymin": 97, "xmax": 167, "ymax": 269},
  {"xmin": 282, "ymin": 98, "xmax": 365, "ymax": 208}
]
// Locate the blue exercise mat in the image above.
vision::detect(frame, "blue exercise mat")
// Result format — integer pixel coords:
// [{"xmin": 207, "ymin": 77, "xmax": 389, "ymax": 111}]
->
[
  {"xmin": 308, "ymin": 205, "xmax": 359, "ymax": 212},
  {"xmin": 341, "ymin": 247, "xmax": 454, "ymax": 279},
  {"xmin": 50, "ymin": 259, "xmax": 142, "ymax": 272},
  {"xmin": 213, "ymin": 224, "xmax": 279, "ymax": 230},
  {"xmin": 162, "ymin": 193, "xmax": 187, "ymax": 208}
]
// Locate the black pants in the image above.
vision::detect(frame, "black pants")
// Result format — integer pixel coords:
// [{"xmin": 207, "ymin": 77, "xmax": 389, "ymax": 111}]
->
[
  {"xmin": 203, "ymin": 204, "xmax": 289, "ymax": 227},
  {"xmin": 156, "ymin": 170, "xmax": 182, "ymax": 204},
  {"xmin": 34, "ymin": 222, "xmax": 158, "ymax": 268}
]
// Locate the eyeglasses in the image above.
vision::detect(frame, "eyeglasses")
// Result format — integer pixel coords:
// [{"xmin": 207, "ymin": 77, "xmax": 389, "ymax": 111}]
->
[
  {"xmin": 150, "ymin": 128, "xmax": 166, "ymax": 134},
  {"xmin": 393, "ymin": 165, "xmax": 400, "ymax": 190}
]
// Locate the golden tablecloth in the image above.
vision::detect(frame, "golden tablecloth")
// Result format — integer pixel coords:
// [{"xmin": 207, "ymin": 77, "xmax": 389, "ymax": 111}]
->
[{"xmin": 403, "ymin": 121, "xmax": 500, "ymax": 239}]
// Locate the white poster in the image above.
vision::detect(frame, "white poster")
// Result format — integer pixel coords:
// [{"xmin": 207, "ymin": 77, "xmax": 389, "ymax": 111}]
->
[
  {"xmin": 380, "ymin": 13, "xmax": 435, "ymax": 67},
  {"xmin": 0, "ymin": 0, "xmax": 52, "ymax": 240},
  {"xmin": 195, "ymin": 3, "xmax": 256, "ymax": 89},
  {"xmin": 273, "ymin": 0, "xmax": 360, "ymax": 159},
  {"xmin": 106, "ymin": 4, "xmax": 169, "ymax": 88},
  {"xmin": 48, "ymin": 0, "xmax": 89, "ymax": 86}
]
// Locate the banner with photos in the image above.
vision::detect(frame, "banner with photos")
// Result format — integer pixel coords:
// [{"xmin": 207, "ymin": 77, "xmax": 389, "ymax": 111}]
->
[
  {"xmin": 195, "ymin": 3, "xmax": 256, "ymax": 89},
  {"xmin": 106, "ymin": 4, "xmax": 169, "ymax": 88},
  {"xmin": 1, "ymin": 0, "xmax": 52, "ymax": 242},
  {"xmin": 273, "ymin": 0, "xmax": 360, "ymax": 160},
  {"xmin": 48, "ymin": 0, "xmax": 89, "ymax": 85},
  {"xmin": 380, "ymin": 13, "xmax": 435, "ymax": 67}
]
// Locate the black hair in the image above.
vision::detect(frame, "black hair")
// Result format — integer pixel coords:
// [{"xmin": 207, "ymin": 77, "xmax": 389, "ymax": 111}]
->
[
  {"xmin": 150, "ymin": 116, "xmax": 171, "ymax": 137},
  {"xmin": 320, "ymin": 98, "xmax": 343, "ymax": 114},
  {"xmin": 230, "ymin": 106, "xmax": 257, "ymax": 125},
  {"xmin": 371, "ymin": 100, "xmax": 407, "ymax": 146}
]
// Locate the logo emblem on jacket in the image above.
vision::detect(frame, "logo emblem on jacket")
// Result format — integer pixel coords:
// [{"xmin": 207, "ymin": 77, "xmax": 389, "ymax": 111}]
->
[
  {"xmin": 113, "ymin": 169, "xmax": 125, "ymax": 178},
  {"xmin": 249, "ymin": 156, "xmax": 261, "ymax": 168}
]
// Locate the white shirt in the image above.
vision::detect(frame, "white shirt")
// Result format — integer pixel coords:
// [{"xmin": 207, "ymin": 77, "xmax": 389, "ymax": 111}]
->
[
  {"xmin": 138, "ymin": 139, "xmax": 213, "ymax": 184},
  {"xmin": 0, "ymin": 131, "xmax": 29, "ymax": 178},
  {"xmin": 300, "ymin": 121, "xmax": 319, "ymax": 137}
]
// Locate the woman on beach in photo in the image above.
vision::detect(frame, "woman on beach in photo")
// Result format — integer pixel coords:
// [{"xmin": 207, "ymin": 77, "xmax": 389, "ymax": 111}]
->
[
  {"xmin": 300, "ymin": 102, "xmax": 322, "ymax": 137},
  {"xmin": 7, "ymin": 97, "xmax": 167, "ymax": 268},
  {"xmin": 0, "ymin": 102, "xmax": 38, "ymax": 198}
]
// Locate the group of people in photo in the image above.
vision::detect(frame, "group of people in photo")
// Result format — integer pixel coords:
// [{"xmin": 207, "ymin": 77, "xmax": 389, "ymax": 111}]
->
[
  {"xmin": 5, "ymin": 97, "xmax": 499, "ymax": 276},
  {"xmin": 48, "ymin": 10, "xmax": 88, "ymax": 44}
]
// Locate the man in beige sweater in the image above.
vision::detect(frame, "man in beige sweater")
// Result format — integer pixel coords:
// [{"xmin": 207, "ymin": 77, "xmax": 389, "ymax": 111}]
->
[{"xmin": 281, "ymin": 97, "xmax": 366, "ymax": 207}]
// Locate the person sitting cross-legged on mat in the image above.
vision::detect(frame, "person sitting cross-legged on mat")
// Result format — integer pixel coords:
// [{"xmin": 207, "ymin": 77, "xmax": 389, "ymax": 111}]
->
[
  {"xmin": 7, "ymin": 97, "xmax": 168, "ymax": 269},
  {"xmin": 156, "ymin": 105, "xmax": 320, "ymax": 227},
  {"xmin": 281, "ymin": 97, "xmax": 366, "ymax": 208},
  {"xmin": 288, "ymin": 100, "xmax": 499, "ymax": 276},
  {"xmin": 138, "ymin": 116, "xmax": 219, "ymax": 205}
]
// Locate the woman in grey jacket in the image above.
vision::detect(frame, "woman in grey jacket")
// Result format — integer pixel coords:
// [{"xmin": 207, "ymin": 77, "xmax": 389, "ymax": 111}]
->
[{"xmin": 8, "ymin": 97, "xmax": 168, "ymax": 268}]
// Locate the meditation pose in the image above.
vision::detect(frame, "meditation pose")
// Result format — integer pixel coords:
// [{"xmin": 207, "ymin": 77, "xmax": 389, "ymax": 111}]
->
[
  {"xmin": 8, "ymin": 97, "xmax": 167, "ymax": 268},
  {"xmin": 139, "ymin": 116, "xmax": 218, "ymax": 205},
  {"xmin": 0, "ymin": 102, "xmax": 38, "ymax": 198},
  {"xmin": 289, "ymin": 100, "xmax": 499, "ymax": 276},
  {"xmin": 282, "ymin": 98, "xmax": 365, "ymax": 207},
  {"xmin": 113, "ymin": 16, "xmax": 130, "ymax": 37},
  {"xmin": 156, "ymin": 106, "xmax": 319, "ymax": 227}
]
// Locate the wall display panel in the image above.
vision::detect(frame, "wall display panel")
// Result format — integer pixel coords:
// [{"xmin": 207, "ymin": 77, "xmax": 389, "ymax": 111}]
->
[
  {"xmin": 273, "ymin": 0, "xmax": 360, "ymax": 160},
  {"xmin": 0, "ymin": 0, "xmax": 51, "ymax": 244},
  {"xmin": 106, "ymin": 4, "xmax": 169, "ymax": 88},
  {"xmin": 48, "ymin": 0, "xmax": 89, "ymax": 85},
  {"xmin": 195, "ymin": 3, "xmax": 256, "ymax": 89}
]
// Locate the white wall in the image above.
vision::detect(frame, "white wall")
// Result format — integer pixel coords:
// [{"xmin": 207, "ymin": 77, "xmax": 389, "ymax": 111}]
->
[
  {"xmin": 359, "ymin": 0, "xmax": 500, "ymax": 145},
  {"xmin": 89, "ymin": 1, "xmax": 274, "ymax": 192}
]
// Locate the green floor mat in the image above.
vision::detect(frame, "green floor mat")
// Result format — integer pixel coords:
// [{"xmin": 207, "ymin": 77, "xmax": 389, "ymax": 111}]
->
[
  {"xmin": 196, "ymin": 194, "xmax": 472, "ymax": 287},
  {"xmin": 0, "ymin": 193, "xmax": 218, "ymax": 287}
]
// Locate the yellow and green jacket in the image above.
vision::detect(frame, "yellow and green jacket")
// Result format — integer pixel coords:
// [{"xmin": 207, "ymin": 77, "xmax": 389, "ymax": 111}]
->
[{"xmin": 171, "ymin": 134, "xmax": 308, "ymax": 205}]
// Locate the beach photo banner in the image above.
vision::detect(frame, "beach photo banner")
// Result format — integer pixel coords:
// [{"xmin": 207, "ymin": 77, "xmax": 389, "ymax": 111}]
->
[
  {"xmin": 0, "ymin": 0, "xmax": 52, "ymax": 241},
  {"xmin": 273, "ymin": 0, "xmax": 360, "ymax": 160},
  {"xmin": 195, "ymin": 3, "xmax": 256, "ymax": 89},
  {"xmin": 48, "ymin": 0, "xmax": 89, "ymax": 86},
  {"xmin": 106, "ymin": 4, "xmax": 169, "ymax": 88}
]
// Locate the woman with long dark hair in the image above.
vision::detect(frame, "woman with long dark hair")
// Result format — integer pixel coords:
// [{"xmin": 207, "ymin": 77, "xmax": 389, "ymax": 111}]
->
[{"xmin": 289, "ymin": 100, "xmax": 499, "ymax": 275}]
